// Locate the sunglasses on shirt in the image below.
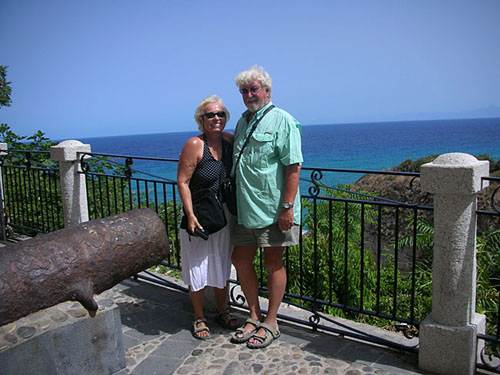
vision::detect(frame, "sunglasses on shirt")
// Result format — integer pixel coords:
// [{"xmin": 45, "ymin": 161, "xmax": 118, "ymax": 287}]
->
[{"xmin": 203, "ymin": 111, "xmax": 226, "ymax": 119}]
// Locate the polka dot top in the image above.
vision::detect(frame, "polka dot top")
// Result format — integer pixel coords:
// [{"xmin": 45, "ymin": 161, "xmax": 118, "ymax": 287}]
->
[{"xmin": 189, "ymin": 134, "xmax": 233, "ymax": 197}]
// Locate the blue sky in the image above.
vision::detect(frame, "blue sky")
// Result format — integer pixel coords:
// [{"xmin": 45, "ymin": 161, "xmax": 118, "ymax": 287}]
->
[{"xmin": 2, "ymin": 0, "xmax": 500, "ymax": 140}]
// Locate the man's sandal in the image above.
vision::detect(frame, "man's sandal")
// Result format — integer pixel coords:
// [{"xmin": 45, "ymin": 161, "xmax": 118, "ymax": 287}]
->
[
  {"xmin": 192, "ymin": 318, "xmax": 210, "ymax": 340},
  {"xmin": 214, "ymin": 309, "xmax": 239, "ymax": 330},
  {"xmin": 230, "ymin": 317, "xmax": 260, "ymax": 343},
  {"xmin": 247, "ymin": 322, "xmax": 280, "ymax": 349}
]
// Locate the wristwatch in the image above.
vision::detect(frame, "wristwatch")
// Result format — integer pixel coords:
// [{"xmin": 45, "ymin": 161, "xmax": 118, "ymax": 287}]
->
[{"xmin": 282, "ymin": 201, "xmax": 294, "ymax": 210}]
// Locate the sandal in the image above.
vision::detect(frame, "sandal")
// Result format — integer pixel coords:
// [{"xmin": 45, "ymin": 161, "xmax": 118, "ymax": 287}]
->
[
  {"xmin": 247, "ymin": 322, "xmax": 280, "ymax": 349},
  {"xmin": 230, "ymin": 317, "xmax": 260, "ymax": 343},
  {"xmin": 215, "ymin": 309, "xmax": 239, "ymax": 330},
  {"xmin": 192, "ymin": 318, "xmax": 210, "ymax": 340}
]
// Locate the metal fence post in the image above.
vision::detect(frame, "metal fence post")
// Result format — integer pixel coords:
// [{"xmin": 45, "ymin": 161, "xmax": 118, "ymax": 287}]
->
[
  {"xmin": 50, "ymin": 140, "xmax": 91, "ymax": 227},
  {"xmin": 419, "ymin": 152, "xmax": 489, "ymax": 375}
]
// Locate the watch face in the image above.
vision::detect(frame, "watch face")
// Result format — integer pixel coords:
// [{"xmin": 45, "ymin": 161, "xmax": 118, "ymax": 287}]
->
[{"xmin": 283, "ymin": 202, "xmax": 293, "ymax": 209}]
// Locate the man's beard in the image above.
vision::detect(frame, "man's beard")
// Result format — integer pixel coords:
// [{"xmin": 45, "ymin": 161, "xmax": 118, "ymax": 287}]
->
[{"xmin": 246, "ymin": 99, "xmax": 266, "ymax": 113}]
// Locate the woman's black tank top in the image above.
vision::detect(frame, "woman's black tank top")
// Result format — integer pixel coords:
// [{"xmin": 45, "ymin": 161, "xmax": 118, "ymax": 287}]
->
[{"xmin": 189, "ymin": 135, "xmax": 233, "ymax": 195}]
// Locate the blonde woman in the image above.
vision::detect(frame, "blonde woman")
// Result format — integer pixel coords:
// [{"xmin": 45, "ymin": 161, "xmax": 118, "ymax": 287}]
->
[{"xmin": 177, "ymin": 95, "xmax": 237, "ymax": 339}]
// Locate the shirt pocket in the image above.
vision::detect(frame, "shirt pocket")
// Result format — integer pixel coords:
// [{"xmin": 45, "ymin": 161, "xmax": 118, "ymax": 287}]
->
[{"xmin": 248, "ymin": 132, "xmax": 275, "ymax": 169}]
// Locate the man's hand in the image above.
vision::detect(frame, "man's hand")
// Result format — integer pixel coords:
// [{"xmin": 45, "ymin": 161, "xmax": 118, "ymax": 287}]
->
[
  {"xmin": 278, "ymin": 208, "xmax": 294, "ymax": 231},
  {"xmin": 278, "ymin": 163, "xmax": 301, "ymax": 231}
]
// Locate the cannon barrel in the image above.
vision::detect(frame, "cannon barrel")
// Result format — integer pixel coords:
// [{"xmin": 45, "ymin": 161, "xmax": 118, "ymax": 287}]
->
[{"xmin": 0, "ymin": 208, "xmax": 169, "ymax": 327}]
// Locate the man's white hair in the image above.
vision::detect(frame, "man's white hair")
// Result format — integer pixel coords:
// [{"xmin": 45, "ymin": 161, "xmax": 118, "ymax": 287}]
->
[{"xmin": 235, "ymin": 65, "xmax": 272, "ymax": 93}]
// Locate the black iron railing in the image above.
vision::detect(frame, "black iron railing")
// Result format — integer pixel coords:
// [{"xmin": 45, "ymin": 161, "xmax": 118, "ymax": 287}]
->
[
  {"xmin": 476, "ymin": 175, "xmax": 500, "ymax": 372},
  {"xmin": 278, "ymin": 167, "xmax": 433, "ymax": 343},
  {"xmin": 1, "ymin": 149, "xmax": 499, "ymax": 364},
  {"xmin": 76, "ymin": 154, "xmax": 431, "ymax": 350},
  {"xmin": 0, "ymin": 149, "xmax": 63, "ymax": 237}
]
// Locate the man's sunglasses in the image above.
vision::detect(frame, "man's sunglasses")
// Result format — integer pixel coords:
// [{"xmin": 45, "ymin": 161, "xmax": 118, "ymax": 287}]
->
[
  {"xmin": 203, "ymin": 111, "xmax": 226, "ymax": 119},
  {"xmin": 239, "ymin": 86, "xmax": 261, "ymax": 95}
]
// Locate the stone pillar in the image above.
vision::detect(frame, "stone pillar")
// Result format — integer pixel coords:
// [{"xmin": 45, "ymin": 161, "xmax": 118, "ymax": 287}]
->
[
  {"xmin": 50, "ymin": 140, "xmax": 91, "ymax": 227},
  {"xmin": 419, "ymin": 153, "xmax": 489, "ymax": 375},
  {"xmin": 0, "ymin": 143, "xmax": 8, "ymax": 240}
]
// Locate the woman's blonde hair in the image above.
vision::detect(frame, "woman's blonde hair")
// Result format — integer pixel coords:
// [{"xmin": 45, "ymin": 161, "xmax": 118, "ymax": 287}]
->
[{"xmin": 193, "ymin": 95, "xmax": 230, "ymax": 132}]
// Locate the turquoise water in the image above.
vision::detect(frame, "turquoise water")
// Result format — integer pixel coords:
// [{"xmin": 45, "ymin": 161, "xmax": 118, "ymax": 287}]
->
[{"xmin": 80, "ymin": 117, "xmax": 500, "ymax": 187}]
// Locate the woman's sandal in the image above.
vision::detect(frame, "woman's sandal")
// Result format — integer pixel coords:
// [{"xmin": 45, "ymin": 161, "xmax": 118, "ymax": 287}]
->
[
  {"xmin": 214, "ymin": 309, "xmax": 239, "ymax": 330},
  {"xmin": 192, "ymin": 318, "xmax": 210, "ymax": 340},
  {"xmin": 247, "ymin": 322, "xmax": 280, "ymax": 349},
  {"xmin": 230, "ymin": 317, "xmax": 260, "ymax": 343}
]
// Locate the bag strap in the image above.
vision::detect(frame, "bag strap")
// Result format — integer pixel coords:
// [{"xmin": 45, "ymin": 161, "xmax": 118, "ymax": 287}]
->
[
  {"xmin": 231, "ymin": 104, "xmax": 275, "ymax": 178},
  {"xmin": 217, "ymin": 157, "xmax": 225, "ymax": 200}
]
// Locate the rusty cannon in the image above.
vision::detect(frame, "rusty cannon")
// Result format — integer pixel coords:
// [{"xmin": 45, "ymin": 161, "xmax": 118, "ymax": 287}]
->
[{"xmin": 0, "ymin": 208, "xmax": 169, "ymax": 327}]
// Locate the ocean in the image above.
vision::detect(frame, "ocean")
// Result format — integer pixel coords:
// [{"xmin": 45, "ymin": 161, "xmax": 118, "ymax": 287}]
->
[{"xmin": 79, "ymin": 117, "xmax": 500, "ymax": 187}]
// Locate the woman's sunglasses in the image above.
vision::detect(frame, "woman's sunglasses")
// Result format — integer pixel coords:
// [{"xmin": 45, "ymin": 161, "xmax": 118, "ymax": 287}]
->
[{"xmin": 203, "ymin": 111, "xmax": 226, "ymax": 119}]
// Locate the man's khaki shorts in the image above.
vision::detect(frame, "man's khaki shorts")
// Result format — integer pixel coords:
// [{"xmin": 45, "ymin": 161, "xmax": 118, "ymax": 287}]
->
[{"xmin": 233, "ymin": 222, "xmax": 300, "ymax": 247}]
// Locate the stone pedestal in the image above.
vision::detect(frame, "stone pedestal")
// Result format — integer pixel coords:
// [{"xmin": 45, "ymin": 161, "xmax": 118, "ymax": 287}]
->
[
  {"xmin": 50, "ymin": 140, "xmax": 91, "ymax": 227},
  {"xmin": 419, "ymin": 153, "xmax": 489, "ymax": 375},
  {"xmin": 419, "ymin": 313, "xmax": 486, "ymax": 375},
  {"xmin": 0, "ymin": 296, "xmax": 125, "ymax": 375}
]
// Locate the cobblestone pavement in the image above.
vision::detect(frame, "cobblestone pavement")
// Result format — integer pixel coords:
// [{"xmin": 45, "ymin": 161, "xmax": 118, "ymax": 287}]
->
[
  {"xmin": 172, "ymin": 334, "xmax": 414, "ymax": 375},
  {"xmin": 1, "ymin": 236, "xmax": 495, "ymax": 375},
  {"xmin": 100, "ymin": 276, "xmax": 430, "ymax": 375}
]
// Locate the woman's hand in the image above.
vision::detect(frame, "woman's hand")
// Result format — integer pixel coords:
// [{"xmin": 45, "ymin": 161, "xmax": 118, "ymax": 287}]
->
[{"xmin": 187, "ymin": 214, "xmax": 203, "ymax": 234}]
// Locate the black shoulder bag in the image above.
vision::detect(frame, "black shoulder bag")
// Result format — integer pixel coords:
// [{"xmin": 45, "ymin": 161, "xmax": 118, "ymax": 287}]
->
[
  {"xmin": 180, "ymin": 145, "xmax": 228, "ymax": 239},
  {"xmin": 180, "ymin": 186, "xmax": 226, "ymax": 238},
  {"xmin": 222, "ymin": 105, "xmax": 275, "ymax": 216}
]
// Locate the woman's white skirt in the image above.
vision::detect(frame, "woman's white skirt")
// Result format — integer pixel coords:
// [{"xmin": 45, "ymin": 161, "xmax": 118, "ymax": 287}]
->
[{"xmin": 180, "ymin": 205, "xmax": 233, "ymax": 292}]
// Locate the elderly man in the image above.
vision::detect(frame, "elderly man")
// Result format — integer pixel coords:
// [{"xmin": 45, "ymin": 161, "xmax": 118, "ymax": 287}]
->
[{"xmin": 230, "ymin": 66, "xmax": 303, "ymax": 349}]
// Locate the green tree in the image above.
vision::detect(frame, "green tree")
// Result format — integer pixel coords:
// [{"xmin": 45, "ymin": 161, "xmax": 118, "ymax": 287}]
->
[
  {"xmin": 0, "ymin": 66, "xmax": 12, "ymax": 108},
  {"xmin": 476, "ymin": 228, "xmax": 500, "ymax": 336}
]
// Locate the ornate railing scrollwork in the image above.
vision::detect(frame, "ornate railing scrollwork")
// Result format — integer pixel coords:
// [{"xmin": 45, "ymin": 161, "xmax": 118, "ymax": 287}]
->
[
  {"xmin": 491, "ymin": 185, "xmax": 500, "ymax": 214},
  {"xmin": 125, "ymin": 157, "xmax": 133, "ymax": 179},
  {"xmin": 308, "ymin": 169, "xmax": 322, "ymax": 197},
  {"xmin": 408, "ymin": 176, "xmax": 433, "ymax": 206},
  {"xmin": 229, "ymin": 283, "xmax": 246, "ymax": 307},
  {"xmin": 308, "ymin": 311, "xmax": 321, "ymax": 332},
  {"xmin": 409, "ymin": 176, "xmax": 420, "ymax": 195},
  {"xmin": 480, "ymin": 343, "xmax": 500, "ymax": 371},
  {"xmin": 80, "ymin": 153, "xmax": 90, "ymax": 173},
  {"xmin": 395, "ymin": 323, "xmax": 419, "ymax": 339}
]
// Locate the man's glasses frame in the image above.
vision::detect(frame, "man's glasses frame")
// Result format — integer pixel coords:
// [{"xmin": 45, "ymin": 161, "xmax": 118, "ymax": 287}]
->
[
  {"xmin": 239, "ymin": 86, "xmax": 262, "ymax": 95},
  {"xmin": 203, "ymin": 111, "xmax": 226, "ymax": 119}
]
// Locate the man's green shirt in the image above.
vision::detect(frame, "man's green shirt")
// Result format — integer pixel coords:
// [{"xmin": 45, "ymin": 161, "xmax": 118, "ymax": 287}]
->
[{"xmin": 232, "ymin": 102, "xmax": 303, "ymax": 228}]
